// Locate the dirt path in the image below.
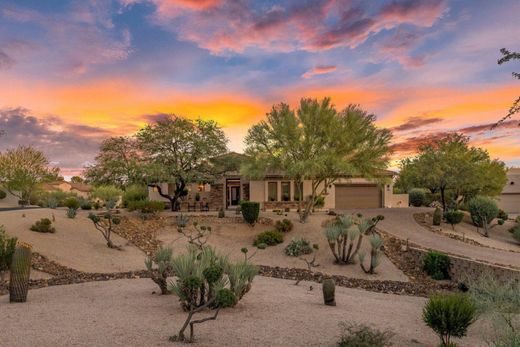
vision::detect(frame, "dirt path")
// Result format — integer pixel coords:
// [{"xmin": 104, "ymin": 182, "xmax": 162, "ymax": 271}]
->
[
  {"xmin": 0, "ymin": 276, "xmax": 486, "ymax": 347},
  {"xmin": 336, "ymin": 208, "xmax": 520, "ymax": 269}
]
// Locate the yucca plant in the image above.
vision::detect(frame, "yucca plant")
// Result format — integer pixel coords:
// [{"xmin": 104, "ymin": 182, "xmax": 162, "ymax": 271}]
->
[
  {"xmin": 359, "ymin": 234, "xmax": 384, "ymax": 274},
  {"xmin": 145, "ymin": 246, "xmax": 174, "ymax": 295},
  {"xmin": 325, "ymin": 215, "xmax": 375, "ymax": 264}
]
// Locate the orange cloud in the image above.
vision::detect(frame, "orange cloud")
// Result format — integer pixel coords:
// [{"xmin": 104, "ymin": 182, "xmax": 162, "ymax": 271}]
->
[{"xmin": 302, "ymin": 65, "xmax": 337, "ymax": 79}]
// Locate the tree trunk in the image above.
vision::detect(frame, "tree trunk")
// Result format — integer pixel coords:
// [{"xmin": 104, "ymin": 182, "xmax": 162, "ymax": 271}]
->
[{"xmin": 440, "ymin": 187, "xmax": 446, "ymax": 212}]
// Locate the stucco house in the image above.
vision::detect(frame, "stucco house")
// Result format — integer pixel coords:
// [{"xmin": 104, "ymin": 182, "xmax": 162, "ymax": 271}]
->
[
  {"xmin": 39, "ymin": 181, "xmax": 93, "ymax": 199},
  {"xmin": 497, "ymin": 168, "xmax": 520, "ymax": 214},
  {"xmin": 148, "ymin": 168, "xmax": 409, "ymax": 211}
]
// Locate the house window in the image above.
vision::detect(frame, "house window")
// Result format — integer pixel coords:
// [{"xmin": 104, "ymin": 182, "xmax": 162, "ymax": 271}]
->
[
  {"xmin": 268, "ymin": 182, "xmax": 278, "ymax": 201},
  {"xmin": 293, "ymin": 181, "xmax": 303, "ymax": 201},
  {"xmin": 281, "ymin": 181, "xmax": 290, "ymax": 201}
]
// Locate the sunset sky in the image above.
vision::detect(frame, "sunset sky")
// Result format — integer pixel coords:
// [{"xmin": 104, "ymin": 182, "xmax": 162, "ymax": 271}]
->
[{"xmin": 0, "ymin": 0, "xmax": 519, "ymax": 176}]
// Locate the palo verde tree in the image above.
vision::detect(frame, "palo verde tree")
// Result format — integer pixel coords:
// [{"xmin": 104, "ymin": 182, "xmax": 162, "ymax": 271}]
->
[
  {"xmin": 0, "ymin": 146, "xmax": 59, "ymax": 206},
  {"xmin": 396, "ymin": 133, "xmax": 507, "ymax": 211},
  {"xmin": 84, "ymin": 136, "xmax": 142, "ymax": 188},
  {"xmin": 137, "ymin": 115, "xmax": 228, "ymax": 211},
  {"xmin": 495, "ymin": 48, "xmax": 519, "ymax": 126},
  {"xmin": 242, "ymin": 97, "xmax": 391, "ymax": 222}
]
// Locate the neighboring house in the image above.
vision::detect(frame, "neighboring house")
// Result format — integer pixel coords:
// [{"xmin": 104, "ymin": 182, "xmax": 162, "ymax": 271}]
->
[
  {"xmin": 39, "ymin": 181, "xmax": 92, "ymax": 198},
  {"xmin": 148, "ymin": 169, "xmax": 409, "ymax": 211},
  {"xmin": 497, "ymin": 168, "xmax": 520, "ymax": 214}
]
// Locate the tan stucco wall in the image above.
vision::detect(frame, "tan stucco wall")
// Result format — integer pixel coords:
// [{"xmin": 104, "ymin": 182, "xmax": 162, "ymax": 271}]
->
[{"xmin": 497, "ymin": 168, "xmax": 520, "ymax": 214}]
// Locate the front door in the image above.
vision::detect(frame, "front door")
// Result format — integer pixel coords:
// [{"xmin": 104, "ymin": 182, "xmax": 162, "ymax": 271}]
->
[{"xmin": 230, "ymin": 186, "xmax": 240, "ymax": 206}]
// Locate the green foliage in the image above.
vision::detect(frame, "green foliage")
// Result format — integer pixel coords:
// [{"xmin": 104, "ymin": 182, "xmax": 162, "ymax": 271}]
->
[
  {"xmin": 444, "ymin": 210, "xmax": 464, "ymax": 229},
  {"xmin": 0, "ymin": 226, "xmax": 17, "ymax": 275},
  {"xmin": 256, "ymin": 242, "xmax": 267, "ymax": 249},
  {"xmin": 338, "ymin": 322, "xmax": 394, "ymax": 347},
  {"xmin": 508, "ymin": 223, "xmax": 520, "ymax": 234},
  {"xmin": 313, "ymin": 195, "xmax": 325, "ymax": 209},
  {"xmin": 496, "ymin": 48, "xmax": 520, "ymax": 124},
  {"xmin": 433, "ymin": 207, "xmax": 442, "ymax": 226},
  {"xmin": 359, "ymin": 234, "xmax": 384, "ymax": 274},
  {"xmin": 253, "ymin": 230, "xmax": 284, "ymax": 246},
  {"xmin": 63, "ymin": 197, "xmax": 80, "ymax": 210},
  {"xmin": 242, "ymin": 98, "xmax": 392, "ymax": 223},
  {"xmin": 497, "ymin": 209, "xmax": 509, "ymax": 221},
  {"xmin": 87, "ymin": 212, "xmax": 121, "ymax": 248},
  {"xmin": 423, "ymin": 251, "xmax": 451, "ymax": 280},
  {"xmin": 122, "ymin": 184, "xmax": 148, "ymax": 207},
  {"xmin": 468, "ymin": 196, "xmax": 499, "ymax": 228},
  {"xmin": 409, "ymin": 188, "xmax": 426, "ymax": 207},
  {"xmin": 0, "ymin": 190, "xmax": 6, "ymax": 199},
  {"xmin": 423, "ymin": 293, "xmax": 477, "ymax": 347},
  {"xmin": 91, "ymin": 185, "xmax": 122, "ymax": 208},
  {"xmin": 274, "ymin": 218, "xmax": 293, "ymax": 233},
  {"xmin": 240, "ymin": 201, "xmax": 260, "ymax": 226},
  {"xmin": 145, "ymin": 246, "xmax": 174, "ymax": 294},
  {"xmin": 80, "ymin": 200, "xmax": 92, "ymax": 210},
  {"xmin": 30, "ymin": 218, "xmax": 55, "ymax": 233},
  {"xmin": 284, "ymin": 238, "xmax": 313, "ymax": 257},
  {"xmin": 66, "ymin": 207, "xmax": 77, "ymax": 219},
  {"xmin": 127, "ymin": 199, "xmax": 164, "ymax": 214},
  {"xmin": 513, "ymin": 228, "xmax": 520, "ymax": 244},
  {"xmin": 215, "ymin": 288, "xmax": 237, "ymax": 308}
]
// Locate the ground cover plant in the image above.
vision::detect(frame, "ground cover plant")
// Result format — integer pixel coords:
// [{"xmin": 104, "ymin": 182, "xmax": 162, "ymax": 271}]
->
[
  {"xmin": 423, "ymin": 293, "xmax": 477, "ymax": 347},
  {"xmin": 253, "ymin": 230, "xmax": 283, "ymax": 247},
  {"xmin": 338, "ymin": 322, "xmax": 394, "ymax": 347},
  {"xmin": 30, "ymin": 218, "xmax": 56, "ymax": 233},
  {"xmin": 284, "ymin": 238, "xmax": 313, "ymax": 257},
  {"xmin": 275, "ymin": 218, "xmax": 293, "ymax": 232}
]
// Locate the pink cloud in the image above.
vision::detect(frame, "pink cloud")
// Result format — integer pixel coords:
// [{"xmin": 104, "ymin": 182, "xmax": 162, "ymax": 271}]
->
[{"xmin": 302, "ymin": 65, "xmax": 337, "ymax": 79}]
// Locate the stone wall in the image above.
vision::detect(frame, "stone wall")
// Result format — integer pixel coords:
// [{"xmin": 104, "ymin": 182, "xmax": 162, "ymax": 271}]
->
[
  {"xmin": 209, "ymin": 183, "xmax": 224, "ymax": 211},
  {"xmin": 242, "ymin": 183, "xmax": 250, "ymax": 201},
  {"xmin": 263, "ymin": 201, "xmax": 300, "ymax": 210},
  {"xmin": 407, "ymin": 246, "xmax": 520, "ymax": 283}
]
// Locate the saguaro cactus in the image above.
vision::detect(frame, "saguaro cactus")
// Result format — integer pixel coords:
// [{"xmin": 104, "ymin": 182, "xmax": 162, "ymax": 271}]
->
[
  {"xmin": 9, "ymin": 242, "xmax": 32, "ymax": 303},
  {"xmin": 322, "ymin": 277, "xmax": 336, "ymax": 306}
]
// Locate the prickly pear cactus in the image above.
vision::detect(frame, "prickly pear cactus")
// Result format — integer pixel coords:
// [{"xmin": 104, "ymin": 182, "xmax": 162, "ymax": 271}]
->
[
  {"xmin": 9, "ymin": 242, "xmax": 32, "ymax": 303},
  {"xmin": 322, "ymin": 277, "xmax": 336, "ymax": 306}
]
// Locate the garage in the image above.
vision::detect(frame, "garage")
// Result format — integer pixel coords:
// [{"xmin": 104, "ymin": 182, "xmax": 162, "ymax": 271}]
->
[{"xmin": 334, "ymin": 184, "xmax": 382, "ymax": 209}]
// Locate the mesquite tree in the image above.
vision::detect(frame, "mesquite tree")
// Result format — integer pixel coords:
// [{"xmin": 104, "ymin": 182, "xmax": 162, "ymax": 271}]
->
[
  {"xmin": 87, "ymin": 212, "xmax": 121, "ymax": 249},
  {"xmin": 243, "ymin": 98, "xmax": 391, "ymax": 222}
]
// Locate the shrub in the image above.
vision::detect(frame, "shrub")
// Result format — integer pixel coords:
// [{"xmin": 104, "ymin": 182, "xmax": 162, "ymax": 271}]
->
[
  {"xmin": 468, "ymin": 196, "xmax": 499, "ymax": 228},
  {"xmin": 0, "ymin": 226, "xmax": 17, "ymax": 278},
  {"xmin": 80, "ymin": 200, "xmax": 92, "ymax": 210},
  {"xmin": 240, "ymin": 201, "xmax": 260, "ymax": 226},
  {"xmin": 423, "ymin": 251, "xmax": 451, "ymax": 280},
  {"xmin": 122, "ymin": 185, "xmax": 148, "ymax": 207},
  {"xmin": 509, "ymin": 224, "xmax": 520, "ymax": 234},
  {"xmin": 47, "ymin": 196, "xmax": 58, "ymax": 209},
  {"xmin": 0, "ymin": 190, "xmax": 6, "ymax": 200},
  {"xmin": 127, "ymin": 199, "xmax": 164, "ymax": 214},
  {"xmin": 423, "ymin": 293, "xmax": 477, "ymax": 347},
  {"xmin": 409, "ymin": 189, "xmax": 426, "ymax": 207},
  {"xmin": 284, "ymin": 238, "xmax": 313, "ymax": 257},
  {"xmin": 256, "ymin": 242, "xmax": 267, "ymax": 250},
  {"xmin": 338, "ymin": 322, "xmax": 394, "ymax": 347},
  {"xmin": 274, "ymin": 218, "xmax": 293, "ymax": 233},
  {"xmin": 90, "ymin": 185, "xmax": 122, "ymax": 208},
  {"xmin": 444, "ymin": 210, "xmax": 464, "ymax": 230},
  {"xmin": 513, "ymin": 228, "xmax": 520, "ymax": 244},
  {"xmin": 63, "ymin": 197, "xmax": 80, "ymax": 210},
  {"xmin": 66, "ymin": 208, "xmax": 77, "ymax": 219},
  {"xmin": 30, "ymin": 218, "xmax": 56, "ymax": 233},
  {"xmin": 314, "ymin": 195, "xmax": 325, "ymax": 209},
  {"xmin": 253, "ymin": 230, "xmax": 283, "ymax": 246},
  {"xmin": 433, "ymin": 207, "xmax": 442, "ymax": 226},
  {"xmin": 497, "ymin": 209, "xmax": 509, "ymax": 221},
  {"xmin": 497, "ymin": 218, "xmax": 505, "ymax": 225}
]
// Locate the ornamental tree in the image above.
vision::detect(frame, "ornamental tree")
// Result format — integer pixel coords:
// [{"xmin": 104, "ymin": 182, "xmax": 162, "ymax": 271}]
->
[{"xmin": 242, "ymin": 97, "xmax": 391, "ymax": 222}]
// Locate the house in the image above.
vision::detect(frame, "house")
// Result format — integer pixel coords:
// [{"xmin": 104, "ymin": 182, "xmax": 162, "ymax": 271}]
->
[
  {"xmin": 148, "ymin": 168, "xmax": 409, "ymax": 211},
  {"xmin": 497, "ymin": 168, "xmax": 520, "ymax": 214},
  {"xmin": 39, "ymin": 181, "xmax": 93, "ymax": 198}
]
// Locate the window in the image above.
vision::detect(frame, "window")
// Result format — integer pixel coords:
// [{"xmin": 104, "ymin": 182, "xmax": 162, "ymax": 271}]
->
[
  {"xmin": 268, "ymin": 182, "xmax": 278, "ymax": 201},
  {"xmin": 281, "ymin": 181, "xmax": 290, "ymax": 201},
  {"xmin": 293, "ymin": 181, "xmax": 303, "ymax": 201}
]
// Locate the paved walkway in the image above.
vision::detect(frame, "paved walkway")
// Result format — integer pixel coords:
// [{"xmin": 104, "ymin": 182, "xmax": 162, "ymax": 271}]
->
[{"xmin": 336, "ymin": 208, "xmax": 520, "ymax": 269}]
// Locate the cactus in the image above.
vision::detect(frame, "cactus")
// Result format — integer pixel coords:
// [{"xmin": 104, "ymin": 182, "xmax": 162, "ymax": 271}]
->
[
  {"xmin": 322, "ymin": 277, "xmax": 336, "ymax": 306},
  {"xmin": 359, "ymin": 234, "xmax": 384, "ymax": 274},
  {"xmin": 433, "ymin": 207, "xmax": 442, "ymax": 226},
  {"xmin": 9, "ymin": 242, "xmax": 32, "ymax": 303}
]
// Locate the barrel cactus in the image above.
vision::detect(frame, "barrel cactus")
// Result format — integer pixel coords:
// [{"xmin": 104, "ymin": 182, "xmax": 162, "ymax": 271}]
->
[
  {"xmin": 322, "ymin": 277, "xmax": 336, "ymax": 306},
  {"xmin": 9, "ymin": 242, "xmax": 32, "ymax": 303}
]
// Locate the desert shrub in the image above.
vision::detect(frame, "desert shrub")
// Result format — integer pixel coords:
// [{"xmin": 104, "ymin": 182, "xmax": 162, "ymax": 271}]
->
[
  {"xmin": 275, "ymin": 218, "xmax": 293, "ymax": 233},
  {"xmin": 0, "ymin": 226, "xmax": 17, "ymax": 278},
  {"xmin": 510, "ymin": 223, "xmax": 520, "ymax": 234},
  {"xmin": 425, "ymin": 192, "xmax": 441, "ymax": 207},
  {"xmin": 444, "ymin": 210, "xmax": 464, "ymax": 230},
  {"xmin": 314, "ymin": 195, "xmax": 325, "ymax": 209},
  {"xmin": 127, "ymin": 199, "xmax": 164, "ymax": 214},
  {"xmin": 240, "ymin": 201, "xmax": 260, "ymax": 226},
  {"xmin": 122, "ymin": 184, "xmax": 148, "ymax": 207},
  {"xmin": 423, "ymin": 293, "xmax": 477, "ymax": 347},
  {"xmin": 66, "ymin": 208, "xmax": 77, "ymax": 219},
  {"xmin": 47, "ymin": 196, "xmax": 58, "ymax": 209},
  {"xmin": 468, "ymin": 196, "xmax": 499, "ymax": 228},
  {"xmin": 256, "ymin": 242, "xmax": 267, "ymax": 249},
  {"xmin": 87, "ymin": 212, "xmax": 121, "ymax": 248},
  {"xmin": 145, "ymin": 246, "xmax": 174, "ymax": 295},
  {"xmin": 80, "ymin": 200, "xmax": 92, "ymax": 210},
  {"xmin": 513, "ymin": 228, "xmax": 520, "ymax": 244},
  {"xmin": 497, "ymin": 209, "xmax": 509, "ymax": 221},
  {"xmin": 30, "ymin": 218, "xmax": 56, "ymax": 233},
  {"xmin": 497, "ymin": 219, "xmax": 505, "ymax": 225},
  {"xmin": 409, "ymin": 189, "xmax": 426, "ymax": 207},
  {"xmin": 433, "ymin": 207, "xmax": 442, "ymax": 226},
  {"xmin": 253, "ymin": 230, "xmax": 283, "ymax": 246},
  {"xmin": 338, "ymin": 322, "xmax": 394, "ymax": 347},
  {"xmin": 91, "ymin": 185, "xmax": 122, "ymax": 209},
  {"xmin": 0, "ymin": 190, "xmax": 6, "ymax": 200},
  {"xmin": 284, "ymin": 238, "xmax": 313, "ymax": 257},
  {"xmin": 516, "ymin": 216, "xmax": 520, "ymax": 224},
  {"xmin": 63, "ymin": 197, "xmax": 80, "ymax": 210},
  {"xmin": 423, "ymin": 251, "xmax": 451, "ymax": 280}
]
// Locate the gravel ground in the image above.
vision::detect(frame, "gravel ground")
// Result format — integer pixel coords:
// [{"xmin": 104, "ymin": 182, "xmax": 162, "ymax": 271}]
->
[
  {"xmin": 0, "ymin": 208, "xmax": 145, "ymax": 273},
  {"xmin": 0, "ymin": 276, "xmax": 486, "ymax": 347}
]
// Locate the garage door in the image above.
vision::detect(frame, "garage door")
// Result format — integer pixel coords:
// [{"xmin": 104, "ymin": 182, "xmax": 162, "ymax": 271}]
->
[
  {"xmin": 335, "ymin": 184, "xmax": 382, "ymax": 209},
  {"xmin": 498, "ymin": 194, "xmax": 520, "ymax": 214}
]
